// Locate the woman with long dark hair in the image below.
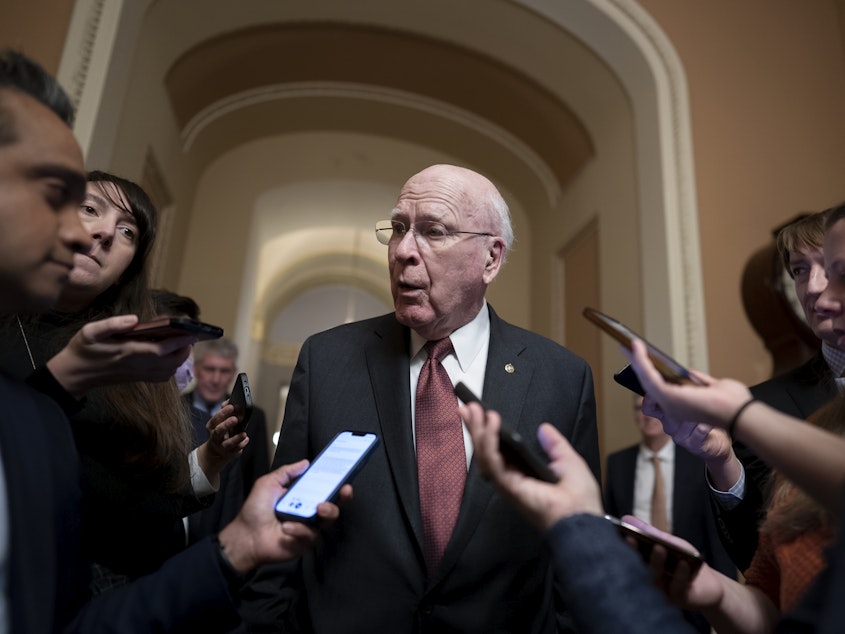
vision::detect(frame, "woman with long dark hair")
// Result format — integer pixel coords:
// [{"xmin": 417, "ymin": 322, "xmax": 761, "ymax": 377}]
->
[{"xmin": 0, "ymin": 171, "xmax": 245, "ymax": 591}]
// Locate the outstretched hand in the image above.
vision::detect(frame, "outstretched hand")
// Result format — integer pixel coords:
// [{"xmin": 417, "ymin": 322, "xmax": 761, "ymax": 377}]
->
[
  {"xmin": 218, "ymin": 460, "xmax": 352, "ymax": 574},
  {"xmin": 46, "ymin": 314, "xmax": 195, "ymax": 398},
  {"xmin": 624, "ymin": 339, "xmax": 752, "ymax": 431},
  {"xmin": 461, "ymin": 402, "xmax": 603, "ymax": 531}
]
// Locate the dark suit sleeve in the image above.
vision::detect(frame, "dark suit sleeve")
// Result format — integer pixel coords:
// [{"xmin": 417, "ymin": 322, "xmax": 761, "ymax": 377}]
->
[
  {"xmin": 547, "ymin": 514, "xmax": 693, "ymax": 633},
  {"xmin": 64, "ymin": 538, "xmax": 241, "ymax": 633}
]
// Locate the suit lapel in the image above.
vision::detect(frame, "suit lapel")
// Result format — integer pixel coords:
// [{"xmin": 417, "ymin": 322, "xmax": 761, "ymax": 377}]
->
[{"xmin": 364, "ymin": 317, "xmax": 426, "ymax": 554}]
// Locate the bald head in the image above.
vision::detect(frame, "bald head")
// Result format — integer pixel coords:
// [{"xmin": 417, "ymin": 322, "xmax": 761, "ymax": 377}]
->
[{"xmin": 388, "ymin": 164, "xmax": 511, "ymax": 340}]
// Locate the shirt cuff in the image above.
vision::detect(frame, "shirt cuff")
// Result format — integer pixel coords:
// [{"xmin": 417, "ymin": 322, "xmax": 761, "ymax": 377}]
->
[
  {"xmin": 707, "ymin": 462, "xmax": 745, "ymax": 509},
  {"xmin": 190, "ymin": 448, "xmax": 218, "ymax": 496}
]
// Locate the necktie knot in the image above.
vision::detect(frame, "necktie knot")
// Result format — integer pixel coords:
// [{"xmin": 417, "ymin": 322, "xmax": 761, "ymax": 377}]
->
[{"xmin": 425, "ymin": 338, "xmax": 454, "ymax": 364}]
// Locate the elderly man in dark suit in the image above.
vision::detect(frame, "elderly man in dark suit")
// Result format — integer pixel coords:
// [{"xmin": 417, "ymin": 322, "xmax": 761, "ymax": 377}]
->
[{"xmin": 243, "ymin": 164, "xmax": 599, "ymax": 633}]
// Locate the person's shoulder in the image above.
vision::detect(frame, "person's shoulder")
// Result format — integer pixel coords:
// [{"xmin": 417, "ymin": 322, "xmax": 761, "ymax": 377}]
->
[
  {"xmin": 750, "ymin": 352, "xmax": 832, "ymax": 394},
  {"xmin": 0, "ymin": 371, "xmax": 75, "ymax": 451},
  {"xmin": 303, "ymin": 312, "xmax": 397, "ymax": 344},
  {"xmin": 490, "ymin": 309, "xmax": 588, "ymax": 365},
  {"xmin": 606, "ymin": 444, "xmax": 638, "ymax": 463}
]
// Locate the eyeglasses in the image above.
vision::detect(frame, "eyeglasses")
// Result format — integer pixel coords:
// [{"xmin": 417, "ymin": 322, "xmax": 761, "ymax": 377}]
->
[{"xmin": 374, "ymin": 219, "xmax": 493, "ymax": 247}]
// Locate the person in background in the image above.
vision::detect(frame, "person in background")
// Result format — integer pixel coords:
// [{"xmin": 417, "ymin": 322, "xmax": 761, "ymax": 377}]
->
[
  {"xmin": 604, "ymin": 395, "xmax": 735, "ymax": 632},
  {"xmin": 185, "ymin": 337, "xmax": 270, "ymax": 543},
  {"xmin": 243, "ymin": 164, "xmax": 599, "ymax": 633}
]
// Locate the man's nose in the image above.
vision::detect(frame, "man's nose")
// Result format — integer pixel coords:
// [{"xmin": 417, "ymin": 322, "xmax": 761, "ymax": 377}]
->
[
  {"xmin": 61, "ymin": 207, "xmax": 92, "ymax": 254},
  {"xmin": 807, "ymin": 268, "xmax": 828, "ymax": 295},
  {"xmin": 392, "ymin": 228, "xmax": 421, "ymax": 260}
]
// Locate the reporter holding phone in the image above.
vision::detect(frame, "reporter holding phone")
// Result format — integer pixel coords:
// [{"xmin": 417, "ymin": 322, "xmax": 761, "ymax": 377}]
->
[
  {"xmin": 0, "ymin": 51, "xmax": 347, "ymax": 633},
  {"xmin": 0, "ymin": 171, "xmax": 245, "ymax": 592}
]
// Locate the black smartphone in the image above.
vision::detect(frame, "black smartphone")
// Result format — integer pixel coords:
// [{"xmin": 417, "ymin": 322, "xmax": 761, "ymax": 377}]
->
[
  {"xmin": 582, "ymin": 307, "xmax": 701, "ymax": 387},
  {"xmin": 605, "ymin": 514, "xmax": 704, "ymax": 577},
  {"xmin": 454, "ymin": 382, "xmax": 558, "ymax": 483},
  {"xmin": 613, "ymin": 364, "xmax": 645, "ymax": 396},
  {"xmin": 274, "ymin": 431, "xmax": 380, "ymax": 524},
  {"xmin": 114, "ymin": 316, "xmax": 224, "ymax": 342},
  {"xmin": 228, "ymin": 372, "xmax": 253, "ymax": 435}
]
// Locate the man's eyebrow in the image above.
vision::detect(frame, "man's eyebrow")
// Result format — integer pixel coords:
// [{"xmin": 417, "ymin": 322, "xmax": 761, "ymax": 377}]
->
[{"xmin": 31, "ymin": 164, "xmax": 86, "ymax": 204}]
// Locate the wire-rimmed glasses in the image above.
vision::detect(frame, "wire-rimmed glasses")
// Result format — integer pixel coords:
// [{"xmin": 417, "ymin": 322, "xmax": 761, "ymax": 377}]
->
[{"xmin": 374, "ymin": 219, "xmax": 493, "ymax": 247}]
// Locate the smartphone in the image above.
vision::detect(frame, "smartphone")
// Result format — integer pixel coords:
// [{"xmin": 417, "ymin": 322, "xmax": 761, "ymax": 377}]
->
[
  {"xmin": 228, "ymin": 373, "xmax": 253, "ymax": 435},
  {"xmin": 114, "ymin": 316, "xmax": 224, "ymax": 342},
  {"xmin": 613, "ymin": 364, "xmax": 645, "ymax": 396},
  {"xmin": 605, "ymin": 514, "xmax": 704, "ymax": 577},
  {"xmin": 582, "ymin": 307, "xmax": 700, "ymax": 387},
  {"xmin": 454, "ymin": 382, "xmax": 558, "ymax": 483},
  {"xmin": 274, "ymin": 431, "xmax": 380, "ymax": 524}
]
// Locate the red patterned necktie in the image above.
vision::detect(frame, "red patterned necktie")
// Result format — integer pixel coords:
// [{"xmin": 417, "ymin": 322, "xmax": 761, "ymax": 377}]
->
[{"xmin": 416, "ymin": 337, "xmax": 466, "ymax": 570}]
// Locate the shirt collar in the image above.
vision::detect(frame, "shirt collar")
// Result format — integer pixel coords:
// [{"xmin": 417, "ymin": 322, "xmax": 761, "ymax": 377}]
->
[
  {"xmin": 638, "ymin": 440, "xmax": 675, "ymax": 462},
  {"xmin": 822, "ymin": 342, "xmax": 845, "ymax": 377},
  {"xmin": 409, "ymin": 301, "xmax": 490, "ymax": 371}
]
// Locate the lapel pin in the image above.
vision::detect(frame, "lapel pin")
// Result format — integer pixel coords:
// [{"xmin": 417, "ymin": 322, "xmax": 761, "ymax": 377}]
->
[{"xmin": 504, "ymin": 363, "xmax": 515, "ymax": 374}]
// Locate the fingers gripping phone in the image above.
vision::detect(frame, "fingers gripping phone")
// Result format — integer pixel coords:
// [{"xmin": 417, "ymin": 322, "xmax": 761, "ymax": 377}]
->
[
  {"xmin": 228, "ymin": 373, "xmax": 253, "ymax": 435},
  {"xmin": 274, "ymin": 431, "xmax": 380, "ymax": 524},
  {"xmin": 605, "ymin": 515, "xmax": 704, "ymax": 578},
  {"xmin": 454, "ymin": 382, "xmax": 558, "ymax": 483},
  {"xmin": 582, "ymin": 307, "xmax": 702, "ymax": 391}
]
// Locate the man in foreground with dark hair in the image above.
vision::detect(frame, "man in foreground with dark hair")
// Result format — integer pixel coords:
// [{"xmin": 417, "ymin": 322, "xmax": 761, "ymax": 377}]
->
[{"xmin": 0, "ymin": 49, "xmax": 344, "ymax": 633}]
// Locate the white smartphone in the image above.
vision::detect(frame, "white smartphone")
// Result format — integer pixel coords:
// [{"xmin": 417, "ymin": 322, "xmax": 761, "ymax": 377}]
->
[{"xmin": 274, "ymin": 431, "xmax": 379, "ymax": 524}]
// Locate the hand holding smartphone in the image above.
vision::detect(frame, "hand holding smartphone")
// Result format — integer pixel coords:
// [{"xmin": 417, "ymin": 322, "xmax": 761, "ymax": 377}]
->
[
  {"xmin": 454, "ymin": 382, "xmax": 558, "ymax": 483},
  {"xmin": 228, "ymin": 373, "xmax": 253, "ymax": 435},
  {"xmin": 605, "ymin": 514, "xmax": 704, "ymax": 578},
  {"xmin": 113, "ymin": 316, "xmax": 224, "ymax": 342},
  {"xmin": 582, "ymin": 307, "xmax": 702, "ymax": 392},
  {"xmin": 274, "ymin": 431, "xmax": 380, "ymax": 524}
]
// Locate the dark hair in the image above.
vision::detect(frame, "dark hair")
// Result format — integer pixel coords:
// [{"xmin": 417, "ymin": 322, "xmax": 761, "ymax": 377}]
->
[
  {"xmin": 151, "ymin": 289, "xmax": 200, "ymax": 321},
  {"xmin": 84, "ymin": 171, "xmax": 158, "ymax": 320},
  {"xmin": 0, "ymin": 49, "xmax": 74, "ymax": 145}
]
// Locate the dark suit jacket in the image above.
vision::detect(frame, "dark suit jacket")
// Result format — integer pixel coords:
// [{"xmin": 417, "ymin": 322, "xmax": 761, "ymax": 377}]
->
[
  {"xmin": 1, "ymin": 371, "xmax": 243, "ymax": 633},
  {"xmin": 604, "ymin": 444, "xmax": 736, "ymax": 633},
  {"xmin": 243, "ymin": 306, "xmax": 600, "ymax": 633},
  {"xmin": 712, "ymin": 352, "xmax": 837, "ymax": 570},
  {"xmin": 183, "ymin": 393, "xmax": 270, "ymax": 542}
]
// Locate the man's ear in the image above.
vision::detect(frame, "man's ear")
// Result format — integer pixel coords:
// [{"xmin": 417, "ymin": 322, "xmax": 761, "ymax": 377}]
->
[{"xmin": 482, "ymin": 239, "xmax": 505, "ymax": 283}]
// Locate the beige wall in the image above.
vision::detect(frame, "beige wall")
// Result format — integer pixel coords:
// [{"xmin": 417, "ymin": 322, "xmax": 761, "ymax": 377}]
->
[
  {"xmin": 0, "ymin": 0, "xmax": 76, "ymax": 74},
  {"xmin": 639, "ymin": 0, "xmax": 845, "ymax": 383}
]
